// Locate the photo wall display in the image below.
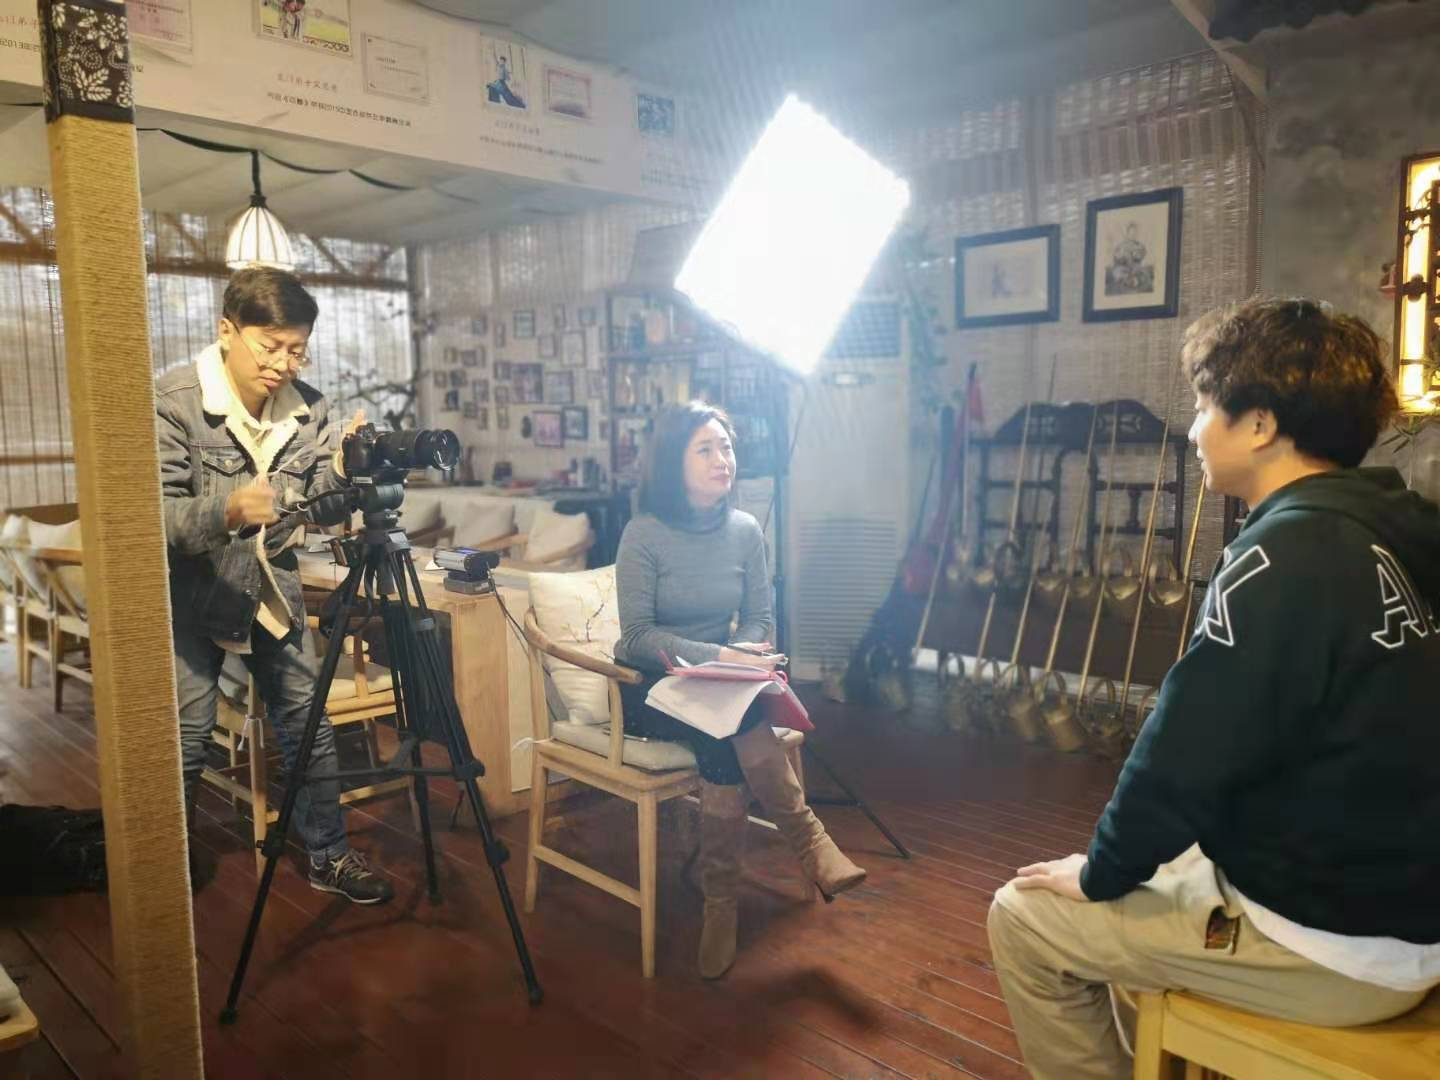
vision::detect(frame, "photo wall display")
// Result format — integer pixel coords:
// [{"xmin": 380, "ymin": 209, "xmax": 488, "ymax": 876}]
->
[{"xmin": 952, "ymin": 186, "xmax": 1185, "ymax": 330}]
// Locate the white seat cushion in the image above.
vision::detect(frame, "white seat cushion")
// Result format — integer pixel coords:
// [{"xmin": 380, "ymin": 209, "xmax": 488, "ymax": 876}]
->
[
  {"xmin": 525, "ymin": 507, "xmax": 590, "ymax": 569},
  {"xmin": 528, "ymin": 566, "xmax": 620, "ymax": 726},
  {"xmin": 26, "ymin": 519, "xmax": 85, "ymax": 611},
  {"xmin": 549, "ymin": 721, "xmax": 697, "ymax": 772}
]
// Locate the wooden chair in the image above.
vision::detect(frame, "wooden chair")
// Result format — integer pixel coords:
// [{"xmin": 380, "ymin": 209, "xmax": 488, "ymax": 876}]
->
[
  {"xmin": 204, "ymin": 615, "xmax": 410, "ymax": 873},
  {"xmin": 521, "ymin": 608, "xmax": 806, "ymax": 977},
  {"xmin": 1133, "ymin": 988, "xmax": 1440, "ymax": 1080},
  {"xmin": 0, "ymin": 503, "xmax": 88, "ymax": 705}
]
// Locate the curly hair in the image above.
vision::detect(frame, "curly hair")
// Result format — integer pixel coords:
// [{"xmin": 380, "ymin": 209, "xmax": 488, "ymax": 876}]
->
[{"xmin": 1181, "ymin": 297, "xmax": 1397, "ymax": 468}]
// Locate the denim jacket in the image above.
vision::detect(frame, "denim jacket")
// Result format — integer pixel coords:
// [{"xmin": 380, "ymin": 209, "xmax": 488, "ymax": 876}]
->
[{"xmin": 156, "ymin": 345, "xmax": 352, "ymax": 643}]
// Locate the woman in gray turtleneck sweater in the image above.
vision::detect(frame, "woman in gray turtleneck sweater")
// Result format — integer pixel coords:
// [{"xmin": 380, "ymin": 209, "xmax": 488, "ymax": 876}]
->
[{"xmin": 615, "ymin": 402, "xmax": 866, "ymax": 980}]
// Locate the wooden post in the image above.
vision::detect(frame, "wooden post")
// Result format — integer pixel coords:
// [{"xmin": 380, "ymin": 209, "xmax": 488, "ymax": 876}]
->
[{"xmin": 37, "ymin": 1, "xmax": 203, "ymax": 1075}]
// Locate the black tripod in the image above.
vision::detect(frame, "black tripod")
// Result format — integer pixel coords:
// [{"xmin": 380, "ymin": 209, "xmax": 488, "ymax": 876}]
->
[{"xmin": 220, "ymin": 479, "xmax": 543, "ymax": 1023}]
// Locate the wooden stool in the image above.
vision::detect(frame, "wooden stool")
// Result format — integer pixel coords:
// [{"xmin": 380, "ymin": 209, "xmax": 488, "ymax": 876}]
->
[{"xmin": 1133, "ymin": 988, "xmax": 1440, "ymax": 1079}]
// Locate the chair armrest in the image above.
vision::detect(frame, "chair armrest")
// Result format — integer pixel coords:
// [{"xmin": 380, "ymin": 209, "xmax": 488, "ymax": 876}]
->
[
  {"xmin": 523, "ymin": 609, "xmax": 643, "ymax": 685},
  {"xmin": 500, "ymin": 532, "xmax": 595, "ymax": 573},
  {"xmin": 30, "ymin": 547, "xmax": 83, "ymax": 566},
  {"xmin": 471, "ymin": 531, "xmax": 524, "ymax": 553}
]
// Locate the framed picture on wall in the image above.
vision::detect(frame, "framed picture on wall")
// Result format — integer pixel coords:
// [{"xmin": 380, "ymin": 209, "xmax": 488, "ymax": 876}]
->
[
  {"xmin": 538, "ymin": 334, "xmax": 558, "ymax": 360},
  {"xmin": 471, "ymin": 314, "xmax": 488, "ymax": 337},
  {"xmin": 495, "ymin": 320, "xmax": 506, "ymax": 347},
  {"xmin": 449, "ymin": 369, "xmax": 466, "ymax": 387},
  {"xmin": 497, "ymin": 407, "xmax": 510, "ymax": 430},
  {"xmin": 1083, "ymin": 187, "xmax": 1183, "ymax": 322},
  {"xmin": 544, "ymin": 370, "xmax": 574, "ymax": 405},
  {"xmin": 443, "ymin": 389, "xmax": 460, "ymax": 411},
  {"xmin": 432, "ymin": 370, "xmax": 447, "ymax": 389},
  {"xmin": 463, "ymin": 402, "xmax": 478, "ymax": 419},
  {"xmin": 533, "ymin": 410, "xmax": 563, "ymax": 448},
  {"xmin": 495, "ymin": 361, "xmax": 511, "ymax": 379},
  {"xmin": 513, "ymin": 309, "xmax": 536, "ymax": 338},
  {"xmin": 460, "ymin": 348, "xmax": 480, "ymax": 368},
  {"xmin": 562, "ymin": 405, "xmax": 588, "ymax": 441},
  {"xmin": 587, "ymin": 371, "xmax": 606, "ymax": 399},
  {"xmin": 954, "ymin": 224, "xmax": 1060, "ymax": 328},
  {"xmin": 513, "ymin": 363, "xmax": 542, "ymax": 402},
  {"xmin": 495, "ymin": 385, "xmax": 510, "ymax": 404},
  {"xmin": 578, "ymin": 306, "xmax": 597, "ymax": 327},
  {"xmin": 562, "ymin": 331, "xmax": 586, "ymax": 368},
  {"xmin": 476, "ymin": 407, "xmax": 489, "ymax": 432},
  {"xmin": 472, "ymin": 379, "xmax": 489, "ymax": 402}
]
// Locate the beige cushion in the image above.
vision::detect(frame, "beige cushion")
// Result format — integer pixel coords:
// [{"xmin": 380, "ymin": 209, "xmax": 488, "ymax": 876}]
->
[
  {"xmin": 451, "ymin": 501, "xmax": 514, "ymax": 547},
  {"xmin": 25, "ymin": 519, "xmax": 85, "ymax": 612},
  {"xmin": 525, "ymin": 507, "xmax": 590, "ymax": 569},
  {"xmin": 327, "ymin": 654, "xmax": 394, "ymax": 702},
  {"xmin": 528, "ymin": 565, "xmax": 620, "ymax": 726},
  {"xmin": 401, "ymin": 490, "xmax": 444, "ymax": 534},
  {"xmin": 0, "ymin": 514, "xmax": 26, "ymax": 591},
  {"xmin": 550, "ymin": 721, "xmax": 696, "ymax": 772}
]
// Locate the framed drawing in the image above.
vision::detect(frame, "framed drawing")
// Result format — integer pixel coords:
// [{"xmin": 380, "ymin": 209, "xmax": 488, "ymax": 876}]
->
[
  {"xmin": 562, "ymin": 405, "xmax": 588, "ymax": 441},
  {"xmin": 562, "ymin": 331, "xmax": 586, "ymax": 368},
  {"xmin": 513, "ymin": 363, "xmax": 542, "ymax": 403},
  {"xmin": 538, "ymin": 333, "xmax": 558, "ymax": 360},
  {"xmin": 544, "ymin": 370, "xmax": 574, "ymax": 405},
  {"xmin": 955, "ymin": 225, "xmax": 1060, "ymax": 328},
  {"xmin": 495, "ymin": 361, "xmax": 511, "ymax": 379},
  {"xmin": 533, "ymin": 410, "xmax": 563, "ymax": 448},
  {"xmin": 1083, "ymin": 187, "xmax": 1183, "ymax": 322},
  {"xmin": 513, "ymin": 309, "xmax": 536, "ymax": 339}
]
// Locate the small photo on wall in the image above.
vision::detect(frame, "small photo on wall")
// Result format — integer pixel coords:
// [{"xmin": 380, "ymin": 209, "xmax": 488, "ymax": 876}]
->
[
  {"xmin": 463, "ymin": 402, "xmax": 478, "ymax": 419},
  {"xmin": 495, "ymin": 361, "xmax": 511, "ymax": 379},
  {"xmin": 432, "ymin": 370, "xmax": 447, "ymax": 389},
  {"xmin": 586, "ymin": 327, "xmax": 605, "ymax": 367},
  {"xmin": 497, "ymin": 407, "xmax": 510, "ymax": 430},
  {"xmin": 483, "ymin": 38, "xmax": 530, "ymax": 111},
  {"xmin": 443, "ymin": 389, "xmax": 460, "ymax": 411},
  {"xmin": 545, "ymin": 66, "xmax": 592, "ymax": 121},
  {"xmin": 562, "ymin": 331, "xmax": 586, "ymax": 369},
  {"xmin": 578, "ymin": 305, "xmax": 597, "ymax": 328},
  {"xmin": 255, "ymin": 0, "xmax": 353, "ymax": 57},
  {"xmin": 444, "ymin": 346, "xmax": 458, "ymax": 365},
  {"xmin": 587, "ymin": 372, "xmax": 606, "ymax": 399},
  {"xmin": 533, "ymin": 410, "xmax": 563, "ymax": 448},
  {"xmin": 476, "ymin": 407, "xmax": 489, "ymax": 431},
  {"xmin": 460, "ymin": 348, "xmax": 482, "ymax": 368},
  {"xmin": 513, "ymin": 310, "xmax": 536, "ymax": 339},
  {"xmin": 449, "ymin": 370, "xmax": 466, "ymax": 387},
  {"xmin": 955, "ymin": 225, "xmax": 1060, "ymax": 329},
  {"xmin": 471, "ymin": 314, "xmax": 488, "ymax": 337},
  {"xmin": 543, "ymin": 370, "xmax": 574, "ymax": 405},
  {"xmin": 538, "ymin": 334, "xmax": 558, "ymax": 360},
  {"xmin": 1083, "ymin": 187, "xmax": 1184, "ymax": 322},
  {"xmin": 494, "ymin": 320, "xmax": 506, "ymax": 347},
  {"xmin": 562, "ymin": 405, "xmax": 588, "ymax": 441},
  {"xmin": 552, "ymin": 303, "xmax": 567, "ymax": 331},
  {"xmin": 513, "ymin": 363, "xmax": 543, "ymax": 403},
  {"xmin": 495, "ymin": 385, "xmax": 510, "ymax": 404},
  {"xmin": 472, "ymin": 379, "xmax": 490, "ymax": 402}
]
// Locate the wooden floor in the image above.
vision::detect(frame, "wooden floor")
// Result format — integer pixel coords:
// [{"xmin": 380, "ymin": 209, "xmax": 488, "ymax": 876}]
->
[{"xmin": 0, "ymin": 652, "xmax": 1120, "ymax": 1079}]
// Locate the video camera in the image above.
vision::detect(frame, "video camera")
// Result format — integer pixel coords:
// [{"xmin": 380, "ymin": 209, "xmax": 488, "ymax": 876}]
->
[{"xmin": 342, "ymin": 423, "xmax": 460, "ymax": 479}]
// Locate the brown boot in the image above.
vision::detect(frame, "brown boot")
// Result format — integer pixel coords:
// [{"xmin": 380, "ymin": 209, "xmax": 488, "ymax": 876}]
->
[
  {"xmin": 730, "ymin": 726, "xmax": 867, "ymax": 900},
  {"xmin": 697, "ymin": 781, "xmax": 748, "ymax": 979}
]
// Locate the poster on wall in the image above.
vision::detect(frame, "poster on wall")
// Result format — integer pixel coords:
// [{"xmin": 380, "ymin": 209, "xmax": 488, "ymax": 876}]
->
[
  {"xmin": 482, "ymin": 37, "xmax": 530, "ymax": 111},
  {"xmin": 1083, "ymin": 187, "xmax": 1183, "ymax": 322},
  {"xmin": 362, "ymin": 32, "xmax": 429, "ymax": 104},
  {"xmin": 129, "ymin": 0, "xmax": 195, "ymax": 57},
  {"xmin": 544, "ymin": 65, "xmax": 592, "ymax": 120},
  {"xmin": 255, "ymin": 0, "xmax": 353, "ymax": 57},
  {"xmin": 955, "ymin": 225, "xmax": 1060, "ymax": 329}
]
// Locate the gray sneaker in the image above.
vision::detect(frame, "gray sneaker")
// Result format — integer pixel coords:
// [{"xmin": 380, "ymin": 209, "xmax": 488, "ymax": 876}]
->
[{"xmin": 308, "ymin": 851, "xmax": 394, "ymax": 905}]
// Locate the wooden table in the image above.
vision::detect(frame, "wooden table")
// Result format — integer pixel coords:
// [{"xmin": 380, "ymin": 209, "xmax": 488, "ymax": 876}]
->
[{"xmin": 298, "ymin": 549, "xmax": 540, "ymax": 818}]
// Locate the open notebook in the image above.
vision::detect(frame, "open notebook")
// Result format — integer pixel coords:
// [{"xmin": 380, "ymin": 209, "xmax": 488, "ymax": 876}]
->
[{"xmin": 645, "ymin": 657, "xmax": 813, "ymax": 739}]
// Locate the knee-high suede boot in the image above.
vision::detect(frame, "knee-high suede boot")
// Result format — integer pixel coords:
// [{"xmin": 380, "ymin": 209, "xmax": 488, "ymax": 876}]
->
[
  {"xmin": 698, "ymin": 780, "xmax": 748, "ymax": 979},
  {"xmin": 730, "ymin": 725, "xmax": 867, "ymax": 900}
]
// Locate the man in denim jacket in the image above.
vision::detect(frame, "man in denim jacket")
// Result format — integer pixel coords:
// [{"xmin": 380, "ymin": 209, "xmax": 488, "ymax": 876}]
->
[{"xmin": 156, "ymin": 266, "xmax": 392, "ymax": 904}]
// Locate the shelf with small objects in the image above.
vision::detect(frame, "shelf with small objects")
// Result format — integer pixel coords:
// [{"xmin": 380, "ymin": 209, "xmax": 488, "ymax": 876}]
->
[{"xmin": 604, "ymin": 290, "xmax": 784, "ymax": 492}]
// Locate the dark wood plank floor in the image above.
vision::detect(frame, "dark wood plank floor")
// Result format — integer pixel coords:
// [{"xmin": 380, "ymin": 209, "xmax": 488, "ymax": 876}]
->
[{"xmin": 0, "ymin": 654, "xmax": 1119, "ymax": 1079}]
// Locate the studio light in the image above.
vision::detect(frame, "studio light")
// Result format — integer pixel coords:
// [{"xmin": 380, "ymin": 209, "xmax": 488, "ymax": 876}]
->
[{"xmin": 675, "ymin": 95, "xmax": 910, "ymax": 375}]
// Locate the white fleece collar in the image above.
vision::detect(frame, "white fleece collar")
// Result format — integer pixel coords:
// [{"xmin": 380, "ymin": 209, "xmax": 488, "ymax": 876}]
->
[{"xmin": 197, "ymin": 342, "xmax": 309, "ymax": 476}]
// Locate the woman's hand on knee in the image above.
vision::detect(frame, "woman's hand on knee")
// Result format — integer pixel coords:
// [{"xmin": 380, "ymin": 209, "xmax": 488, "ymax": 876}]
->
[{"xmin": 1011, "ymin": 853, "xmax": 1091, "ymax": 901}]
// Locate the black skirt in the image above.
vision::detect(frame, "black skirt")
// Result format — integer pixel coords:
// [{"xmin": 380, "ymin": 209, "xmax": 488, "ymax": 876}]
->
[{"xmin": 619, "ymin": 674, "xmax": 769, "ymax": 785}]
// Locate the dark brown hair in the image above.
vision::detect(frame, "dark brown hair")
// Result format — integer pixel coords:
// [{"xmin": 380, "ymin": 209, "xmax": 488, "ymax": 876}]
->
[
  {"xmin": 1181, "ymin": 297, "xmax": 1397, "ymax": 468},
  {"xmin": 222, "ymin": 266, "xmax": 318, "ymax": 330},
  {"xmin": 637, "ymin": 401, "xmax": 736, "ymax": 526}
]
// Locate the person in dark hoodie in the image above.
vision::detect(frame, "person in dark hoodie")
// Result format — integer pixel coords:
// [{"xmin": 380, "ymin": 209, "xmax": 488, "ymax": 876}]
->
[{"xmin": 985, "ymin": 297, "xmax": 1440, "ymax": 1079}]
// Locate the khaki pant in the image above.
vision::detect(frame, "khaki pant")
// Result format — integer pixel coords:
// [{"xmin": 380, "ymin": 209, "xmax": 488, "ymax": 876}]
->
[{"xmin": 986, "ymin": 848, "xmax": 1426, "ymax": 1079}]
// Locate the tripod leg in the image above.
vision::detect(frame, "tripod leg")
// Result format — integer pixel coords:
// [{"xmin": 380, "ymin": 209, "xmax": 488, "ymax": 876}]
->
[
  {"xmin": 411, "ymin": 738, "xmax": 441, "ymax": 904},
  {"xmin": 802, "ymin": 743, "xmax": 912, "ymax": 860},
  {"xmin": 222, "ymin": 560, "xmax": 365, "ymax": 1024}
]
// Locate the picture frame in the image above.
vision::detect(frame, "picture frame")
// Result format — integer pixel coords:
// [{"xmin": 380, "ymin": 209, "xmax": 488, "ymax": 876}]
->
[
  {"xmin": 432, "ymin": 370, "xmax": 447, "ymax": 389},
  {"xmin": 483, "ymin": 38, "xmax": 530, "ymax": 113},
  {"xmin": 472, "ymin": 379, "xmax": 489, "ymax": 403},
  {"xmin": 552, "ymin": 303, "xmax": 567, "ymax": 331},
  {"xmin": 495, "ymin": 385, "xmax": 510, "ymax": 405},
  {"xmin": 463, "ymin": 402, "xmax": 478, "ymax": 419},
  {"xmin": 562, "ymin": 330, "xmax": 586, "ymax": 369},
  {"xmin": 636, "ymin": 92, "xmax": 675, "ymax": 138},
  {"xmin": 471, "ymin": 314, "xmax": 488, "ymax": 337},
  {"xmin": 608, "ymin": 326, "xmax": 628, "ymax": 352},
  {"xmin": 562, "ymin": 405, "xmax": 589, "ymax": 441},
  {"xmin": 476, "ymin": 407, "xmax": 489, "ymax": 432},
  {"xmin": 538, "ymin": 333, "xmax": 558, "ymax": 360},
  {"xmin": 544, "ymin": 370, "xmax": 574, "ymax": 405},
  {"xmin": 443, "ymin": 389, "xmax": 460, "ymax": 412},
  {"xmin": 460, "ymin": 348, "xmax": 480, "ymax": 368},
  {"xmin": 513, "ymin": 363, "xmax": 543, "ymax": 403},
  {"xmin": 1083, "ymin": 187, "xmax": 1184, "ymax": 322},
  {"xmin": 586, "ymin": 371, "xmax": 606, "ymax": 399},
  {"xmin": 513, "ymin": 309, "xmax": 536, "ymax": 339},
  {"xmin": 586, "ymin": 327, "xmax": 605, "ymax": 367},
  {"xmin": 533, "ymin": 410, "xmax": 563, "ymax": 448},
  {"xmin": 449, "ymin": 370, "xmax": 466, "ymax": 387},
  {"xmin": 444, "ymin": 346, "xmax": 458, "ymax": 365},
  {"xmin": 494, "ymin": 320, "xmax": 506, "ymax": 347},
  {"xmin": 495, "ymin": 361, "xmax": 511, "ymax": 380},
  {"xmin": 955, "ymin": 224, "xmax": 1061, "ymax": 329},
  {"xmin": 497, "ymin": 407, "xmax": 510, "ymax": 430},
  {"xmin": 544, "ymin": 66, "xmax": 592, "ymax": 121},
  {"xmin": 598, "ymin": 418, "xmax": 610, "ymax": 441}
]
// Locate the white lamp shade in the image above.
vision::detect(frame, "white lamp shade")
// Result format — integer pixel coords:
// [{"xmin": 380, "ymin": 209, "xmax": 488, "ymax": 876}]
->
[{"xmin": 225, "ymin": 203, "xmax": 295, "ymax": 271}]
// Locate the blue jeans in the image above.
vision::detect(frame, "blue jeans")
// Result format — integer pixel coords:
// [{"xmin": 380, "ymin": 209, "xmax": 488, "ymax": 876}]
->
[{"xmin": 174, "ymin": 624, "xmax": 347, "ymax": 861}]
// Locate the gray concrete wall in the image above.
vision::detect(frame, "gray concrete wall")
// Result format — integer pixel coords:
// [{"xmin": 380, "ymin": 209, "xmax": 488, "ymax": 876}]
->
[{"xmin": 1261, "ymin": 30, "xmax": 1440, "ymax": 333}]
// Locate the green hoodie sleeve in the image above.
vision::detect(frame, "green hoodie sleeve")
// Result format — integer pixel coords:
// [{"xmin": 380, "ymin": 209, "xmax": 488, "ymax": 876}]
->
[{"xmin": 1080, "ymin": 524, "xmax": 1336, "ymax": 901}]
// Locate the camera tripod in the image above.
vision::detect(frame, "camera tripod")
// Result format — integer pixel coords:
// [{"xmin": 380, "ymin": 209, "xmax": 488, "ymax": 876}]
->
[{"xmin": 220, "ymin": 485, "xmax": 542, "ymax": 1022}]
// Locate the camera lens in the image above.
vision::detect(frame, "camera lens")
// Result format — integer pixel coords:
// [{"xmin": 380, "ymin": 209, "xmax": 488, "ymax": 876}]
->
[{"xmin": 371, "ymin": 428, "xmax": 460, "ymax": 471}]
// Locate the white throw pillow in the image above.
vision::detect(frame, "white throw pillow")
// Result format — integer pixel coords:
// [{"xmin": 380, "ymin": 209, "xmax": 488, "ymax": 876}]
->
[
  {"xmin": 401, "ymin": 490, "xmax": 443, "ymax": 534},
  {"xmin": 0, "ymin": 514, "xmax": 26, "ymax": 590},
  {"xmin": 527, "ymin": 565, "xmax": 620, "ymax": 726},
  {"xmin": 451, "ymin": 501, "xmax": 514, "ymax": 548},
  {"xmin": 525, "ymin": 508, "xmax": 590, "ymax": 569},
  {"xmin": 27, "ymin": 519, "xmax": 85, "ymax": 611}
]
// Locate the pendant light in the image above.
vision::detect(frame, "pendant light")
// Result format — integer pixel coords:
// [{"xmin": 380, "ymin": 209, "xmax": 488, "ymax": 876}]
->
[{"xmin": 225, "ymin": 150, "xmax": 295, "ymax": 271}]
